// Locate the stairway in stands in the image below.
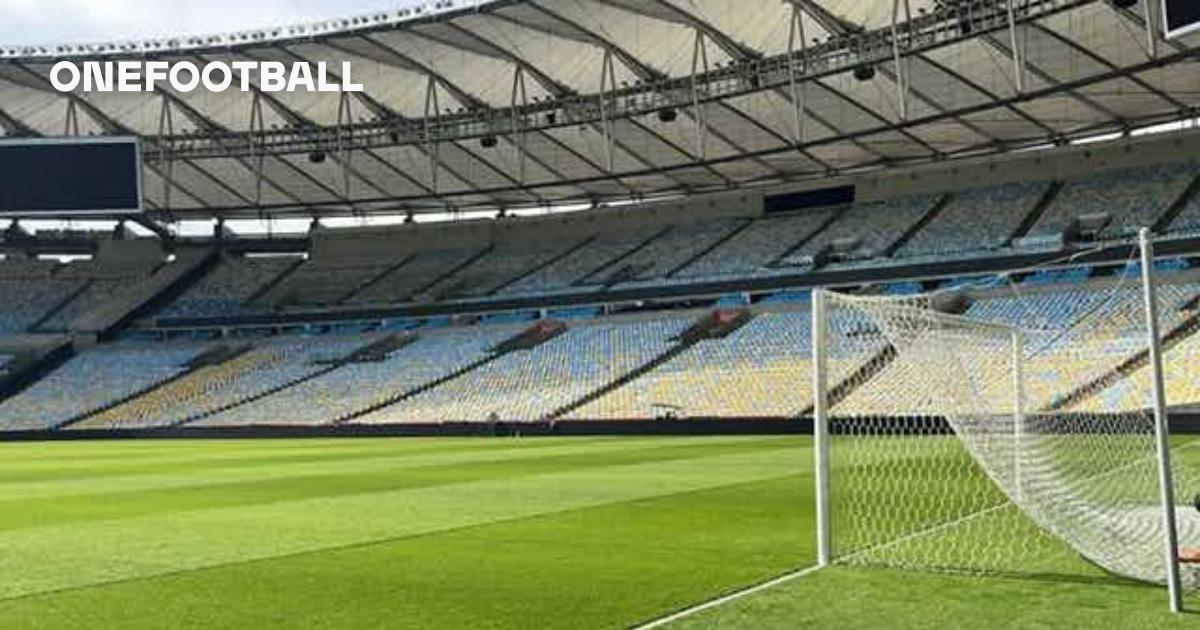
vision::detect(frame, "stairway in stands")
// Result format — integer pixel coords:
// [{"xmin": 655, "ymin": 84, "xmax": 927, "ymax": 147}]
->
[
  {"xmin": 1043, "ymin": 298, "xmax": 1200, "ymax": 412},
  {"xmin": 54, "ymin": 343, "xmax": 240, "ymax": 432},
  {"xmin": 665, "ymin": 220, "xmax": 754, "ymax": 278},
  {"xmin": 884, "ymin": 195, "xmax": 953, "ymax": 257},
  {"xmin": 489, "ymin": 237, "xmax": 596, "ymax": 296},
  {"xmin": 547, "ymin": 310, "xmax": 754, "ymax": 420},
  {"xmin": 1152, "ymin": 171, "xmax": 1200, "ymax": 234},
  {"xmin": 335, "ymin": 254, "xmax": 418, "ymax": 305},
  {"xmin": 414, "ymin": 246, "xmax": 495, "ymax": 301},
  {"xmin": 0, "ymin": 338, "xmax": 75, "ymax": 408},
  {"xmin": 71, "ymin": 344, "xmax": 270, "ymax": 429},
  {"xmin": 1005, "ymin": 181, "xmax": 1064, "ymax": 246},
  {"xmin": 577, "ymin": 226, "xmax": 673, "ymax": 287},
  {"xmin": 335, "ymin": 321, "xmax": 568, "ymax": 424},
  {"xmin": 169, "ymin": 334, "xmax": 413, "ymax": 427}
]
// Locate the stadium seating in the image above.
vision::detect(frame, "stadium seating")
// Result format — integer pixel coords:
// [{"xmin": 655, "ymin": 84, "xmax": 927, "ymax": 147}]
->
[
  {"xmin": 675, "ymin": 210, "xmax": 835, "ymax": 280},
  {"xmin": 0, "ymin": 258, "xmax": 85, "ymax": 335},
  {"xmin": 161, "ymin": 254, "xmax": 298, "ymax": 318},
  {"xmin": 347, "ymin": 248, "xmax": 485, "ymax": 305},
  {"xmin": 0, "ymin": 343, "xmax": 206, "ymax": 431},
  {"xmin": 75, "ymin": 344, "xmax": 300, "ymax": 429},
  {"xmin": 791, "ymin": 196, "xmax": 936, "ymax": 263},
  {"xmin": 37, "ymin": 258, "xmax": 158, "ymax": 331},
  {"xmin": 188, "ymin": 335, "xmax": 379, "ymax": 426},
  {"xmin": 260, "ymin": 261, "xmax": 390, "ymax": 308},
  {"xmin": 496, "ymin": 230, "xmax": 649, "ymax": 295},
  {"xmin": 360, "ymin": 318, "xmax": 689, "ymax": 423},
  {"xmin": 566, "ymin": 310, "xmax": 812, "ymax": 420},
  {"xmin": 587, "ymin": 219, "xmax": 747, "ymax": 283},
  {"xmin": 1167, "ymin": 182, "xmax": 1200, "ymax": 233},
  {"xmin": 6, "ymin": 155, "xmax": 1200, "ymax": 433},
  {"xmin": 897, "ymin": 182, "xmax": 1050, "ymax": 258},
  {"xmin": 1032, "ymin": 162, "xmax": 1199, "ymax": 238},
  {"xmin": 219, "ymin": 328, "xmax": 512, "ymax": 426},
  {"xmin": 428, "ymin": 241, "xmax": 582, "ymax": 300}
]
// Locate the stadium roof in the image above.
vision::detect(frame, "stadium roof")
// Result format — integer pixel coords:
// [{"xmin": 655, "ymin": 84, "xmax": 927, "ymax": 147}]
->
[{"xmin": 0, "ymin": 0, "xmax": 1198, "ymax": 221}]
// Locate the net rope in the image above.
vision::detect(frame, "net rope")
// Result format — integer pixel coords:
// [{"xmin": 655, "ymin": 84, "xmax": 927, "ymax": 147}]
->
[{"xmin": 823, "ymin": 266, "xmax": 1200, "ymax": 585}]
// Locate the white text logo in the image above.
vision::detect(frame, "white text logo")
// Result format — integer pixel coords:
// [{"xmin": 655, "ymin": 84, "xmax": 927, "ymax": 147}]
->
[{"xmin": 49, "ymin": 61, "xmax": 365, "ymax": 93}]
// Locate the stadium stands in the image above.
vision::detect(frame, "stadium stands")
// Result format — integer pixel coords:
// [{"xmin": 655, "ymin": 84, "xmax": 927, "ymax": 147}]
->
[
  {"xmin": 1032, "ymin": 163, "xmax": 1200, "ymax": 238},
  {"xmin": 2, "ymin": 270, "xmax": 1200, "ymax": 431},
  {"xmin": 206, "ymin": 328, "xmax": 513, "ymax": 426},
  {"xmin": 117, "ymin": 158, "xmax": 1200, "ymax": 322},
  {"xmin": 0, "ymin": 258, "xmax": 85, "ymax": 335},
  {"xmin": 565, "ymin": 310, "xmax": 812, "ymax": 420},
  {"xmin": 0, "ymin": 343, "xmax": 206, "ymax": 431},
  {"xmin": 161, "ymin": 254, "xmax": 299, "ymax": 319},
  {"xmin": 789, "ymin": 195, "xmax": 936, "ymax": 264},
  {"xmin": 75, "ymin": 344, "xmax": 298, "ymax": 429},
  {"xmin": 186, "ymin": 335, "xmax": 379, "ymax": 426},
  {"xmin": 588, "ymin": 219, "xmax": 747, "ymax": 284},
  {"xmin": 5, "ymin": 152, "xmax": 1200, "ymax": 433},
  {"xmin": 496, "ymin": 229, "xmax": 650, "ymax": 296},
  {"xmin": 897, "ymin": 182, "xmax": 1050, "ymax": 258},
  {"xmin": 347, "ymin": 247, "xmax": 486, "ymax": 305},
  {"xmin": 1168, "ymin": 181, "xmax": 1200, "ymax": 233},
  {"xmin": 675, "ymin": 210, "xmax": 835, "ymax": 280},
  {"xmin": 428, "ymin": 240, "xmax": 583, "ymax": 299},
  {"xmin": 38, "ymin": 256, "xmax": 159, "ymax": 331},
  {"xmin": 360, "ymin": 317, "xmax": 689, "ymax": 423}
]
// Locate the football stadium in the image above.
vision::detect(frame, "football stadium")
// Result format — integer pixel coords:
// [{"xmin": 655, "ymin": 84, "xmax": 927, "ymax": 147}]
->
[{"xmin": 2, "ymin": 0, "xmax": 1200, "ymax": 627}]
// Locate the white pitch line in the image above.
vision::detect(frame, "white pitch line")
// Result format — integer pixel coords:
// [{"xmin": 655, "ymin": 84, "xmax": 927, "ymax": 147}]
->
[
  {"xmin": 631, "ymin": 564, "xmax": 825, "ymax": 630},
  {"xmin": 632, "ymin": 503, "xmax": 1018, "ymax": 629}
]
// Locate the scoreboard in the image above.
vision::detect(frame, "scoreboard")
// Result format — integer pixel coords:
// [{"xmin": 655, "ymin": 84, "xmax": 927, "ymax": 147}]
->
[
  {"xmin": 1164, "ymin": 0, "xmax": 1200, "ymax": 39},
  {"xmin": 0, "ymin": 137, "xmax": 141, "ymax": 217}
]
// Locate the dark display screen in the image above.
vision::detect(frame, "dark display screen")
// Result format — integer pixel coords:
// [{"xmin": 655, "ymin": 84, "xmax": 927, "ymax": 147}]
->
[
  {"xmin": 0, "ymin": 139, "xmax": 141, "ymax": 216},
  {"xmin": 1165, "ymin": 0, "xmax": 1200, "ymax": 37}
]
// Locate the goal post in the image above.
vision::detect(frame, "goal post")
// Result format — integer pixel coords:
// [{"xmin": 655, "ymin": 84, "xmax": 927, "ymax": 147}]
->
[
  {"xmin": 810, "ymin": 229, "xmax": 1190, "ymax": 612},
  {"xmin": 1140, "ymin": 228, "xmax": 1185, "ymax": 613},
  {"xmin": 812, "ymin": 287, "xmax": 832, "ymax": 567}
]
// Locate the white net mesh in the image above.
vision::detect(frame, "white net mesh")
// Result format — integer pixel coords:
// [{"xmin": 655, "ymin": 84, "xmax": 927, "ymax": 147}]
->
[{"xmin": 822, "ymin": 266, "xmax": 1200, "ymax": 585}]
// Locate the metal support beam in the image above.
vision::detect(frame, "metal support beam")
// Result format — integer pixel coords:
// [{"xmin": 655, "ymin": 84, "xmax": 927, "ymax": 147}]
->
[
  {"xmin": 424, "ymin": 75, "xmax": 441, "ymax": 193},
  {"xmin": 787, "ymin": 4, "xmax": 809, "ymax": 145},
  {"xmin": 890, "ymin": 0, "xmax": 911, "ymax": 120},
  {"xmin": 690, "ymin": 29, "xmax": 710, "ymax": 159},
  {"xmin": 248, "ymin": 93, "xmax": 266, "ymax": 210},
  {"xmin": 1142, "ymin": 0, "xmax": 1158, "ymax": 59},
  {"xmin": 511, "ymin": 66, "xmax": 529, "ymax": 186},
  {"xmin": 157, "ymin": 95, "xmax": 175, "ymax": 213},
  {"xmin": 1007, "ymin": 0, "xmax": 1027, "ymax": 93},
  {"xmin": 336, "ymin": 91, "xmax": 354, "ymax": 202},
  {"xmin": 64, "ymin": 99, "xmax": 79, "ymax": 137},
  {"xmin": 598, "ymin": 49, "xmax": 617, "ymax": 173}
]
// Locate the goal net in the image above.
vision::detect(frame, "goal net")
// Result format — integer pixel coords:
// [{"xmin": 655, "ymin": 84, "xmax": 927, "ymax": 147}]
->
[{"xmin": 815, "ymin": 262, "xmax": 1200, "ymax": 588}]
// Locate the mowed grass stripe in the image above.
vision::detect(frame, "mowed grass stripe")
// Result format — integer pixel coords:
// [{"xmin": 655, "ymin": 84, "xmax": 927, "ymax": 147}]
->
[
  {"xmin": 0, "ymin": 439, "xmax": 790, "ymax": 532},
  {"xmin": 0, "ymin": 475, "xmax": 813, "ymax": 630},
  {"xmin": 0, "ymin": 436, "xmax": 784, "ymax": 499},
  {"xmin": 0, "ymin": 441, "xmax": 809, "ymax": 600},
  {"xmin": 0, "ymin": 437, "xmax": 639, "ymax": 482}
]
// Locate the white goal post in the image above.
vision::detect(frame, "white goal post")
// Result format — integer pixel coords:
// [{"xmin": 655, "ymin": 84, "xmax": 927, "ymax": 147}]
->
[{"xmin": 811, "ymin": 228, "xmax": 1189, "ymax": 613}]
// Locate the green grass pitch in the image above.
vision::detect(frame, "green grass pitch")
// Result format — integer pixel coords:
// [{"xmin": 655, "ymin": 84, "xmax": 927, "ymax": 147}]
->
[{"xmin": 0, "ymin": 435, "xmax": 1196, "ymax": 628}]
